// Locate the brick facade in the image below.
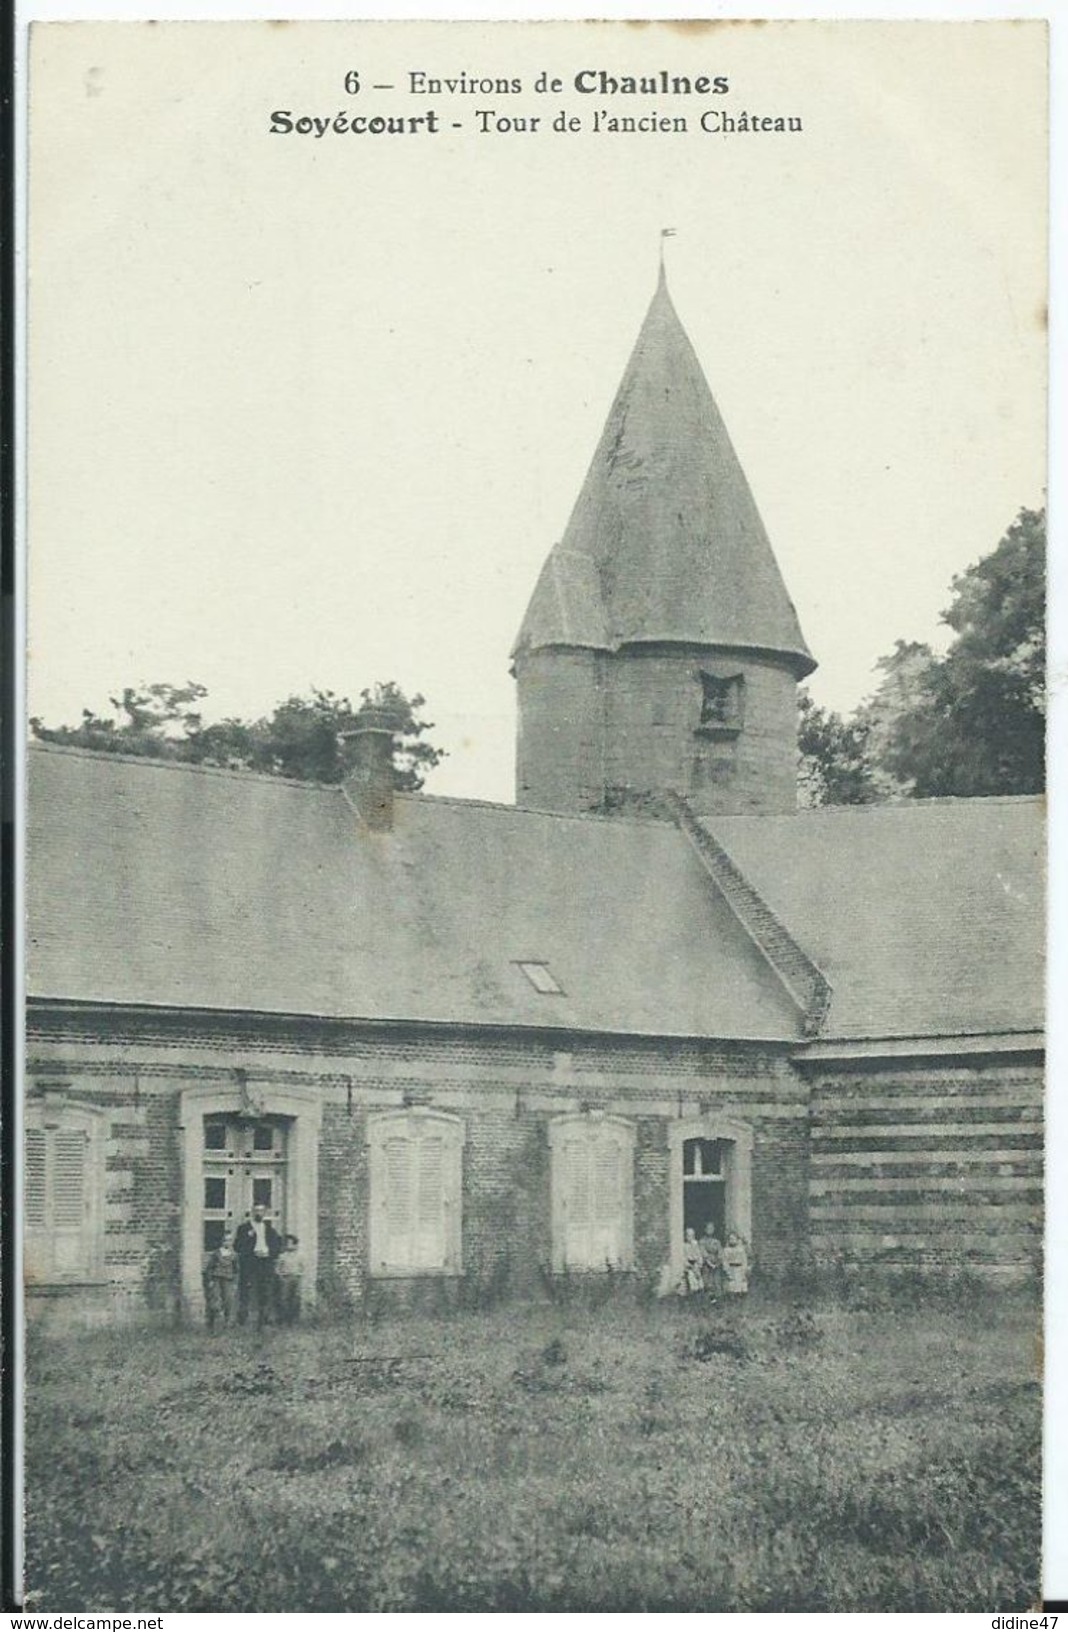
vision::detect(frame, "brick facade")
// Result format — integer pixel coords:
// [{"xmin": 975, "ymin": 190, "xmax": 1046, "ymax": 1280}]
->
[
  {"xmin": 805, "ymin": 1054, "xmax": 1044, "ymax": 1281},
  {"xmin": 26, "ymin": 1007, "xmax": 813, "ymax": 1327}
]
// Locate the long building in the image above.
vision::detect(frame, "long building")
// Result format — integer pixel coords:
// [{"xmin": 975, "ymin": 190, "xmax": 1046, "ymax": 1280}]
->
[{"xmin": 26, "ymin": 271, "xmax": 1043, "ymax": 1326}]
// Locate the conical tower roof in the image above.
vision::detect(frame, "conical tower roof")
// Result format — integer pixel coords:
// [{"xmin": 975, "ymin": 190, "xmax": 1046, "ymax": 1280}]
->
[{"xmin": 514, "ymin": 270, "xmax": 816, "ymax": 677}]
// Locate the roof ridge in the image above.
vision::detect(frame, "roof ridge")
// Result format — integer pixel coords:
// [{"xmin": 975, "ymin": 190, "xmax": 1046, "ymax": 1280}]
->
[
  {"xmin": 875, "ymin": 793, "xmax": 1043, "ymax": 808},
  {"xmin": 508, "ymin": 802, "xmax": 666, "ymax": 828},
  {"xmin": 27, "ymin": 739, "xmax": 339, "ymax": 792},
  {"xmin": 408, "ymin": 790, "xmax": 667, "ymax": 828},
  {"xmin": 28, "ymin": 747, "xmax": 674, "ymax": 826},
  {"xmin": 396, "ymin": 791, "xmax": 515, "ymax": 813},
  {"xmin": 715, "ymin": 795, "xmax": 1044, "ymax": 820},
  {"xmin": 667, "ymin": 793, "xmax": 832, "ymax": 1038}
]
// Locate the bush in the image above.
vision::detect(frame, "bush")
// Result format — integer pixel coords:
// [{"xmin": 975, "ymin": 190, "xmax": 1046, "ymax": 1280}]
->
[
  {"xmin": 774, "ymin": 1310, "xmax": 822, "ymax": 1351},
  {"xmin": 690, "ymin": 1312, "xmax": 749, "ymax": 1361}
]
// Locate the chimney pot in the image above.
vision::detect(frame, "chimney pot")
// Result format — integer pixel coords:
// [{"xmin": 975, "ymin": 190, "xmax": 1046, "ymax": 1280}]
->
[{"xmin": 341, "ymin": 702, "xmax": 402, "ymax": 831}]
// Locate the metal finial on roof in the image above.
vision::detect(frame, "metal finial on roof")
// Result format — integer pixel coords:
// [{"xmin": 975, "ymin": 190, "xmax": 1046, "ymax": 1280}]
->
[{"xmin": 659, "ymin": 227, "xmax": 676, "ymax": 282}]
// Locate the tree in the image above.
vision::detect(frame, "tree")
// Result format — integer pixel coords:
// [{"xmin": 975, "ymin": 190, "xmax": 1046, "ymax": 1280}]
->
[
  {"xmin": 851, "ymin": 640, "xmax": 937, "ymax": 800},
  {"xmin": 797, "ymin": 692, "xmax": 878, "ymax": 807},
  {"xmin": 797, "ymin": 507, "xmax": 1045, "ymax": 803},
  {"xmin": 31, "ymin": 680, "xmax": 446, "ymax": 791},
  {"xmin": 29, "ymin": 681, "xmax": 209, "ymax": 760},
  {"xmin": 878, "ymin": 508, "xmax": 1045, "ymax": 797}
]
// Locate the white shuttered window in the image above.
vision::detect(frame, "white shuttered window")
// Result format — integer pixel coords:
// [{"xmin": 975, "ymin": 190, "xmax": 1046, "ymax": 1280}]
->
[
  {"xmin": 368, "ymin": 1111, "xmax": 464, "ymax": 1276},
  {"xmin": 550, "ymin": 1115, "xmax": 635, "ymax": 1272},
  {"xmin": 24, "ymin": 1104, "xmax": 104, "ymax": 1283}
]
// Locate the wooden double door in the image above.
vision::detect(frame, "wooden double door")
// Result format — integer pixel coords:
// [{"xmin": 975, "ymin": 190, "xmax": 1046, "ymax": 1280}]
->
[{"xmin": 202, "ymin": 1115, "xmax": 288, "ymax": 1252}]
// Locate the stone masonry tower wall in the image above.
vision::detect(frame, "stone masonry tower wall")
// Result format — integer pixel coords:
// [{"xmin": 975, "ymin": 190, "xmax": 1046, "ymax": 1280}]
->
[
  {"xmin": 603, "ymin": 647, "xmax": 801, "ymax": 818},
  {"xmin": 515, "ymin": 646, "xmax": 801, "ymax": 817},
  {"xmin": 515, "ymin": 648, "xmax": 605, "ymax": 814},
  {"xmin": 512, "ymin": 268, "xmax": 816, "ymax": 818}
]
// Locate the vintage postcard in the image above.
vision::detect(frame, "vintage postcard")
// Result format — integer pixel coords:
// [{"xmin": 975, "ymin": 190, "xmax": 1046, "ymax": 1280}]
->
[{"xmin": 23, "ymin": 18, "xmax": 1049, "ymax": 1612}]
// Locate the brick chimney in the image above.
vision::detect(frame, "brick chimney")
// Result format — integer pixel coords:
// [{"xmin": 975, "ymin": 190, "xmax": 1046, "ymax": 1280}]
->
[{"xmin": 342, "ymin": 702, "xmax": 400, "ymax": 831}]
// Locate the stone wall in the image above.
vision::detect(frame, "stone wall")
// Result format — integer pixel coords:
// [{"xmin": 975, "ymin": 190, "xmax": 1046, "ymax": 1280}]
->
[
  {"xmin": 604, "ymin": 647, "xmax": 799, "ymax": 817},
  {"xmin": 514, "ymin": 648, "xmax": 605, "ymax": 813},
  {"xmin": 514, "ymin": 644, "xmax": 799, "ymax": 817}
]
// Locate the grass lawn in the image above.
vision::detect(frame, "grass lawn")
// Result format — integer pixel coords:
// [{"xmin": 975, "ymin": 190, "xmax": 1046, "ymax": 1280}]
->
[{"xmin": 25, "ymin": 1286, "xmax": 1041, "ymax": 1611}]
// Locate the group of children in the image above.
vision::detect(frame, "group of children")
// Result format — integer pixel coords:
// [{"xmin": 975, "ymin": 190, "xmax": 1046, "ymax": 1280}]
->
[
  {"xmin": 201, "ymin": 1218, "xmax": 304, "ymax": 1330},
  {"xmin": 207, "ymin": 1215, "xmax": 748, "ymax": 1320},
  {"xmin": 680, "ymin": 1223, "xmax": 750, "ymax": 1300}
]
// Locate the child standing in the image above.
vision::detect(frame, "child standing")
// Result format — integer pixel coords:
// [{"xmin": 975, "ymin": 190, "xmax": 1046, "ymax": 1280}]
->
[
  {"xmin": 202, "ymin": 1229, "xmax": 238, "ymax": 1330},
  {"xmin": 700, "ymin": 1223, "xmax": 724, "ymax": 1301},
  {"xmin": 678, "ymin": 1227, "xmax": 704, "ymax": 1296},
  {"xmin": 274, "ymin": 1233, "xmax": 304, "ymax": 1324},
  {"xmin": 722, "ymin": 1231, "xmax": 750, "ymax": 1296}
]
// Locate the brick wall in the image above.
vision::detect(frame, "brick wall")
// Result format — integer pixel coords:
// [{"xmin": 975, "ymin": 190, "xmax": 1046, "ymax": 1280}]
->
[
  {"xmin": 29, "ymin": 1011, "xmax": 1042, "ymax": 1322},
  {"xmin": 281, "ymin": 1031, "xmax": 812, "ymax": 1307},
  {"xmin": 806, "ymin": 1055, "xmax": 1043, "ymax": 1281},
  {"xmin": 26, "ymin": 1010, "xmax": 809, "ymax": 1323},
  {"xmin": 25, "ymin": 1072, "xmax": 184, "ymax": 1328}
]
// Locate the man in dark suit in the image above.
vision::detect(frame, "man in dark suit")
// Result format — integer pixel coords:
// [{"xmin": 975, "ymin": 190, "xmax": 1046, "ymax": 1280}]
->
[{"xmin": 234, "ymin": 1203, "xmax": 283, "ymax": 1328}]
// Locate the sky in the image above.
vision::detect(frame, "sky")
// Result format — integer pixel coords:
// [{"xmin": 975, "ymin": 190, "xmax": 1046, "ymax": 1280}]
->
[{"xmin": 28, "ymin": 19, "xmax": 1047, "ymax": 802}]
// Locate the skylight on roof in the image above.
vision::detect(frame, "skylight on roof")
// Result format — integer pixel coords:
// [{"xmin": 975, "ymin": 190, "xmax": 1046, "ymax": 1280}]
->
[{"xmin": 515, "ymin": 961, "xmax": 564, "ymax": 995}]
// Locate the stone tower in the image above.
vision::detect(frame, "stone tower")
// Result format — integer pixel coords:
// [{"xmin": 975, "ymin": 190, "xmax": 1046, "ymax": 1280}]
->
[{"xmin": 512, "ymin": 267, "xmax": 816, "ymax": 818}]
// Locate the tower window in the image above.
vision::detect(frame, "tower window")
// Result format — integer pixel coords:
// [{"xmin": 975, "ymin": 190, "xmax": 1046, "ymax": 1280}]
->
[{"xmin": 697, "ymin": 672, "xmax": 744, "ymax": 736}]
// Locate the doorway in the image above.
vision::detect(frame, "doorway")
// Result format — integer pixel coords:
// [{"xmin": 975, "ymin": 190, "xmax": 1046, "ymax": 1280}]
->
[
  {"xmin": 668, "ymin": 1118, "xmax": 753, "ymax": 1280},
  {"xmin": 202, "ymin": 1114, "xmax": 288, "ymax": 1252},
  {"xmin": 682, "ymin": 1137, "xmax": 727, "ymax": 1241}
]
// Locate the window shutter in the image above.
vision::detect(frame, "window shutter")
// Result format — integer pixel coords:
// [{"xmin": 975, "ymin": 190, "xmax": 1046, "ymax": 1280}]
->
[
  {"xmin": 368, "ymin": 1112, "xmax": 463, "ymax": 1277},
  {"xmin": 415, "ymin": 1136, "xmax": 444, "ymax": 1270},
  {"xmin": 26, "ymin": 1129, "xmax": 47, "ymax": 1228},
  {"xmin": 52, "ymin": 1131, "xmax": 86, "ymax": 1227},
  {"xmin": 592, "ymin": 1138, "xmax": 622, "ymax": 1267},
  {"xmin": 551, "ymin": 1117, "xmax": 634, "ymax": 1274},
  {"xmin": 52, "ymin": 1130, "xmax": 88, "ymax": 1274},
  {"xmin": 443, "ymin": 1136, "xmax": 462, "ymax": 1272},
  {"xmin": 564, "ymin": 1139, "xmax": 592, "ymax": 1268},
  {"xmin": 384, "ymin": 1136, "xmax": 414, "ymax": 1270},
  {"xmin": 24, "ymin": 1110, "xmax": 102, "ymax": 1283}
]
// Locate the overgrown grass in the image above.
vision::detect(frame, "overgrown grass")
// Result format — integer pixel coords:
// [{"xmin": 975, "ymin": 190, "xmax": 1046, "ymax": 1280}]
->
[{"xmin": 24, "ymin": 1287, "xmax": 1041, "ymax": 1611}]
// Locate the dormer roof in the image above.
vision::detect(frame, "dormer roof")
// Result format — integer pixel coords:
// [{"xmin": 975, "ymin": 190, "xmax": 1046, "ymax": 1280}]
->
[{"xmin": 514, "ymin": 270, "xmax": 816, "ymax": 677}]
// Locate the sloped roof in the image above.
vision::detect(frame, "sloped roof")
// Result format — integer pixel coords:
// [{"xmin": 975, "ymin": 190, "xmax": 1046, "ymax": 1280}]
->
[
  {"xmin": 514, "ymin": 271, "xmax": 815, "ymax": 675},
  {"xmin": 26, "ymin": 744, "xmax": 802, "ymax": 1041},
  {"xmin": 710, "ymin": 799, "xmax": 1044, "ymax": 1041}
]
